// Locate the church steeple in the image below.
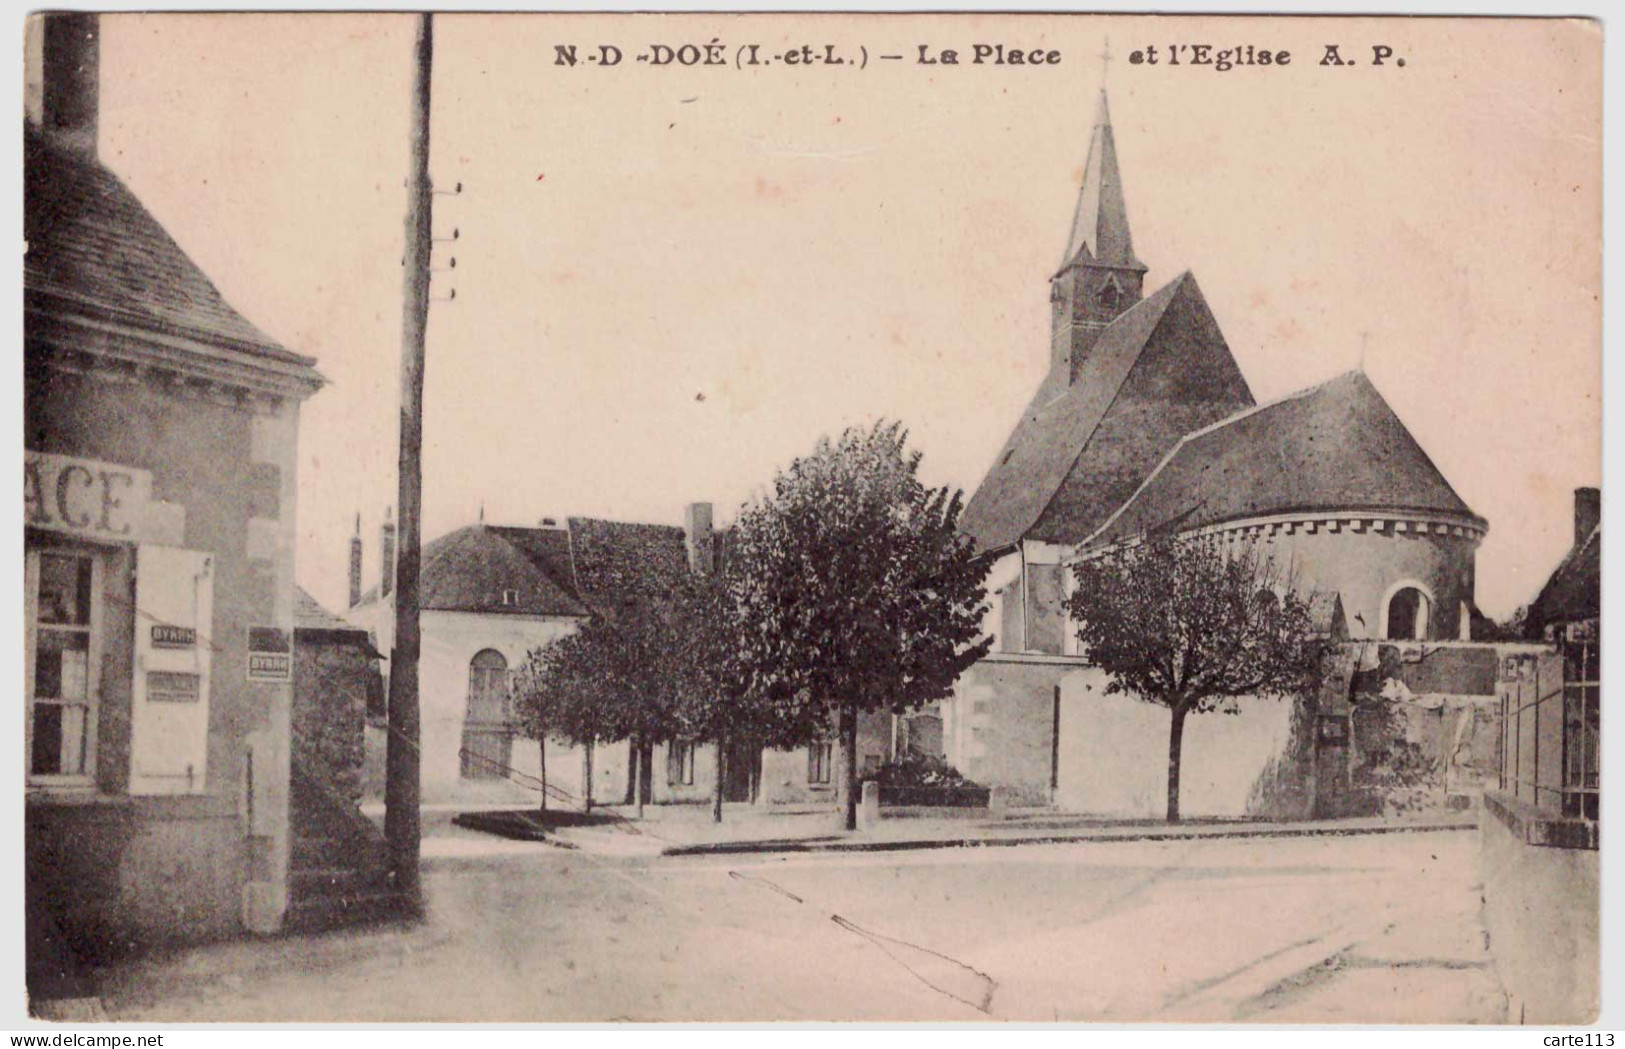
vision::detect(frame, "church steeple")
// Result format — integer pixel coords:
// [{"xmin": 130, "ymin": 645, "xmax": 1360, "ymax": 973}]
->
[
  {"xmin": 1062, "ymin": 91, "xmax": 1142, "ymax": 271},
  {"xmin": 1049, "ymin": 89, "xmax": 1148, "ymax": 390}
]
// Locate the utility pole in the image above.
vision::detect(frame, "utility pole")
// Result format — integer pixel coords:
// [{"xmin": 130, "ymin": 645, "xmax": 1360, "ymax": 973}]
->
[{"xmin": 385, "ymin": 11, "xmax": 433, "ymax": 908}]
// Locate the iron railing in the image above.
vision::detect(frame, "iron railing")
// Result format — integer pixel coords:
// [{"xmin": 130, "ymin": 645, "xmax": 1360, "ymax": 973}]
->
[{"xmin": 1498, "ymin": 623, "xmax": 1599, "ymax": 820}]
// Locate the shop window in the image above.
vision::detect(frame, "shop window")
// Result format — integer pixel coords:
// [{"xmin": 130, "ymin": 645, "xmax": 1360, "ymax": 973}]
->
[
  {"xmin": 667, "ymin": 740, "xmax": 696, "ymax": 786},
  {"xmin": 26, "ymin": 548, "xmax": 100, "ymax": 786},
  {"xmin": 807, "ymin": 741, "xmax": 833, "ymax": 785},
  {"xmin": 461, "ymin": 648, "xmax": 512, "ymax": 779}
]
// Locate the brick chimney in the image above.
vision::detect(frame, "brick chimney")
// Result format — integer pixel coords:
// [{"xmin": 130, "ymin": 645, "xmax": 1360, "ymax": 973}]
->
[
  {"xmin": 348, "ymin": 513, "xmax": 363, "ymax": 608},
  {"xmin": 27, "ymin": 13, "xmax": 99, "ymax": 157},
  {"xmin": 1574, "ymin": 487, "xmax": 1600, "ymax": 548},
  {"xmin": 683, "ymin": 502, "xmax": 714, "ymax": 575},
  {"xmin": 380, "ymin": 506, "xmax": 396, "ymax": 599}
]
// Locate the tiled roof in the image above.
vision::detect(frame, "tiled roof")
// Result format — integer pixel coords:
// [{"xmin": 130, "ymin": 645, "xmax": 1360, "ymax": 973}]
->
[
  {"xmin": 1527, "ymin": 524, "xmax": 1600, "ymax": 635},
  {"xmin": 24, "ymin": 126, "xmax": 319, "ymax": 376},
  {"xmin": 1087, "ymin": 371, "xmax": 1483, "ymax": 547},
  {"xmin": 960, "ymin": 272, "xmax": 1254, "ymax": 552},
  {"xmin": 566, "ymin": 517, "xmax": 693, "ymax": 610}
]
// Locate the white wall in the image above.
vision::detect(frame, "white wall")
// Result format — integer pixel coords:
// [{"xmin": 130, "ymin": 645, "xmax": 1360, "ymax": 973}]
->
[
  {"xmin": 349, "ymin": 600, "xmax": 627, "ymax": 806},
  {"xmin": 1055, "ymin": 667, "xmax": 1297, "ymax": 818}
]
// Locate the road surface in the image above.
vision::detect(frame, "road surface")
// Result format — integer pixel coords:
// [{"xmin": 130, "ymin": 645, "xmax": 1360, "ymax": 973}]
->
[{"xmin": 95, "ymin": 828, "xmax": 1505, "ymax": 1023}]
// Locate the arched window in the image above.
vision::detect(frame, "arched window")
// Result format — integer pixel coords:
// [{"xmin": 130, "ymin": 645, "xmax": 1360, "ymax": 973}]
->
[
  {"xmin": 462, "ymin": 648, "xmax": 512, "ymax": 779},
  {"xmin": 1385, "ymin": 587, "xmax": 1431, "ymax": 641}
]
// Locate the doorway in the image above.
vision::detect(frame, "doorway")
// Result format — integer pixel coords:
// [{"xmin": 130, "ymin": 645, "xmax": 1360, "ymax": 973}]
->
[{"xmin": 721, "ymin": 740, "xmax": 760, "ymax": 803}]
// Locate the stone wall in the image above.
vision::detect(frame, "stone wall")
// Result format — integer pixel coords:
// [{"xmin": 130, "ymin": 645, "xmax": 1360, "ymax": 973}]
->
[
  {"xmin": 26, "ymin": 360, "xmax": 302, "ymax": 943},
  {"xmin": 1480, "ymin": 791, "xmax": 1599, "ymax": 1024},
  {"xmin": 291, "ymin": 634, "xmax": 375, "ymax": 810},
  {"xmin": 26, "ymin": 797, "xmax": 244, "ymax": 958}
]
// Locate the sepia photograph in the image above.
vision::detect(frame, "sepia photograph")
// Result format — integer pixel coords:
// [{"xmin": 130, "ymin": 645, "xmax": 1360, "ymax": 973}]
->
[{"xmin": 17, "ymin": 9, "xmax": 1603, "ymax": 1026}]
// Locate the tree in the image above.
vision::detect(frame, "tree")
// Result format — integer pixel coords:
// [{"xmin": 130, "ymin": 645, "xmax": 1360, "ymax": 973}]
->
[
  {"xmin": 514, "ymin": 623, "xmax": 624, "ymax": 813},
  {"xmin": 730, "ymin": 421, "xmax": 993, "ymax": 831},
  {"xmin": 511, "ymin": 653, "xmax": 563, "ymax": 812},
  {"xmin": 1066, "ymin": 533, "xmax": 1328, "ymax": 823},
  {"xmin": 665, "ymin": 570, "xmax": 825, "ymax": 822}
]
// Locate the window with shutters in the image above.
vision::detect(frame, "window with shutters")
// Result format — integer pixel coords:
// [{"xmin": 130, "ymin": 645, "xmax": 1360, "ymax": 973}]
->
[
  {"xmin": 807, "ymin": 741, "xmax": 833, "ymax": 785},
  {"xmin": 25, "ymin": 545, "xmax": 103, "ymax": 788},
  {"xmin": 461, "ymin": 648, "xmax": 513, "ymax": 779},
  {"xmin": 129, "ymin": 544, "xmax": 215, "ymax": 795}
]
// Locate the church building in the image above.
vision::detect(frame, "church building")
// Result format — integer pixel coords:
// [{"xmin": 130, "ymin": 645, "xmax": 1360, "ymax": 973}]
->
[{"xmin": 941, "ymin": 90, "xmax": 1490, "ymax": 815}]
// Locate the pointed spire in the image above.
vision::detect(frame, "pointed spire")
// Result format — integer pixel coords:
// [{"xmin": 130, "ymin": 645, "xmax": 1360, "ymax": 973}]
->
[{"xmin": 1061, "ymin": 89, "xmax": 1142, "ymax": 272}]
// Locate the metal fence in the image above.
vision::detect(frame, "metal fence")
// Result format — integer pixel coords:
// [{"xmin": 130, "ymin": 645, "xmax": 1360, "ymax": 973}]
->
[{"xmin": 1498, "ymin": 623, "xmax": 1599, "ymax": 820}]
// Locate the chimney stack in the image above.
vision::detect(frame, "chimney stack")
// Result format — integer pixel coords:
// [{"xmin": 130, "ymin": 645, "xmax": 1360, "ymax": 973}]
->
[
  {"xmin": 381, "ymin": 506, "xmax": 397, "ymax": 599},
  {"xmin": 28, "ymin": 13, "xmax": 99, "ymax": 157},
  {"xmin": 1574, "ymin": 487, "xmax": 1601, "ymax": 548},
  {"xmin": 683, "ymin": 502, "xmax": 715, "ymax": 575},
  {"xmin": 348, "ymin": 513, "xmax": 364, "ymax": 608}
]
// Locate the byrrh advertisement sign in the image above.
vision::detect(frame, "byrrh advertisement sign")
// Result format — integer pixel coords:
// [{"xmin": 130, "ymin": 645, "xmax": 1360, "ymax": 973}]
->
[{"xmin": 25, "ymin": 450, "xmax": 153, "ymax": 541}]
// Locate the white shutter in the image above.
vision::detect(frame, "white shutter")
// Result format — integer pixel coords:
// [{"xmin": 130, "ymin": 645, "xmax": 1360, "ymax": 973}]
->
[{"xmin": 131, "ymin": 544, "xmax": 214, "ymax": 795}]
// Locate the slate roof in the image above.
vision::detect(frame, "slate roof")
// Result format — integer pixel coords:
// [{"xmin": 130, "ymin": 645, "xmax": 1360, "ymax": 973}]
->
[
  {"xmin": 1060, "ymin": 91, "xmax": 1144, "ymax": 274},
  {"xmin": 417, "ymin": 526, "xmax": 591, "ymax": 618},
  {"xmin": 295, "ymin": 586, "xmax": 358, "ymax": 632},
  {"xmin": 1526, "ymin": 524, "xmax": 1600, "ymax": 635},
  {"xmin": 1087, "ymin": 371, "xmax": 1484, "ymax": 547},
  {"xmin": 24, "ymin": 126, "xmax": 319, "ymax": 377},
  {"xmin": 295, "ymin": 587, "xmax": 380, "ymax": 658},
  {"xmin": 960, "ymin": 272, "xmax": 1252, "ymax": 552},
  {"xmin": 348, "ymin": 517, "xmax": 700, "ymax": 619}
]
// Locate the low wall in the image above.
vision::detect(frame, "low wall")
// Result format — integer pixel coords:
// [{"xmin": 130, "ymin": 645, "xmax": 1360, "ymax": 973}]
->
[
  {"xmin": 1479, "ymin": 790, "xmax": 1599, "ymax": 1024},
  {"xmin": 1055, "ymin": 666, "xmax": 1310, "ymax": 819},
  {"xmin": 947, "ymin": 656, "xmax": 1072, "ymax": 805}
]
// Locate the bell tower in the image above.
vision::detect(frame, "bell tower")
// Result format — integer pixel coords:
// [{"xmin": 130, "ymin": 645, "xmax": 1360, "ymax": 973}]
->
[{"xmin": 1049, "ymin": 90, "xmax": 1146, "ymax": 390}]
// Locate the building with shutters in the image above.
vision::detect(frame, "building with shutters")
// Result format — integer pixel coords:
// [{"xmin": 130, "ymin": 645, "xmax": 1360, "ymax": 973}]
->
[
  {"xmin": 938, "ymin": 90, "xmax": 1492, "ymax": 814},
  {"xmin": 24, "ymin": 11, "xmax": 324, "ymax": 965}
]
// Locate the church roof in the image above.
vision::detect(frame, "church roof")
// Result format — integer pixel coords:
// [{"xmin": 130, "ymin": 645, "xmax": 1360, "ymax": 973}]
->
[
  {"xmin": 1085, "ymin": 370, "xmax": 1484, "ymax": 547},
  {"xmin": 960, "ymin": 271, "xmax": 1248, "ymax": 552},
  {"xmin": 1060, "ymin": 91, "xmax": 1143, "ymax": 274},
  {"xmin": 24, "ymin": 126, "xmax": 321, "ymax": 379}
]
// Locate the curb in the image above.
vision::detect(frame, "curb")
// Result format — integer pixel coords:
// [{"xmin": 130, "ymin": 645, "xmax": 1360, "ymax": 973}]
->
[{"xmin": 657, "ymin": 819, "xmax": 1478, "ymax": 858}]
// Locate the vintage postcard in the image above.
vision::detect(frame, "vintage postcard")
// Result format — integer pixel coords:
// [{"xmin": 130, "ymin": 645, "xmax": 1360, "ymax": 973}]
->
[{"xmin": 20, "ymin": 10, "xmax": 1601, "ymax": 1026}]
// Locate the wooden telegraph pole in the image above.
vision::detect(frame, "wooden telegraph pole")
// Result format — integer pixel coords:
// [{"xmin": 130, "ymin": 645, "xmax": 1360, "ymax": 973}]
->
[{"xmin": 385, "ymin": 11, "xmax": 434, "ymax": 907}]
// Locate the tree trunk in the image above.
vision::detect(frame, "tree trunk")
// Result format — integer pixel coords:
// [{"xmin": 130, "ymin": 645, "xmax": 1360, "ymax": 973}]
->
[
  {"xmin": 583, "ymin": 738, "xmax": 594, "ymax": 813},
  {"xmin": 840, "ymin": 704, "xmax": 859, "ymax": 831},
  {"xmin": 538, "ymin": 737, "xmax": 548, "ymax": 813},
  {"xmin": 626, "ymin": 737, "xmax": 639, "ymax": 809},
  {"xmin": 641, "ymin": 740, "xmax": 654, "ymax": 811},
  {"xmin": 631, "ymin": 736, "xmax": 645, "ymax": 819},
  {"xmin": 712, "ymin": 733, "xmax": 725, "ymax": 824},
  {"xmin": 1166, "ymin": 704, "xmax": 1188, "ymax": 824}
]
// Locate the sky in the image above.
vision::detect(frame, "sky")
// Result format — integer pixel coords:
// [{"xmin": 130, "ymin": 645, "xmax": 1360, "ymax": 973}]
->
[{"xmin": 92, "ymin": 13, "xmax": 1601, "ymax": 620}]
